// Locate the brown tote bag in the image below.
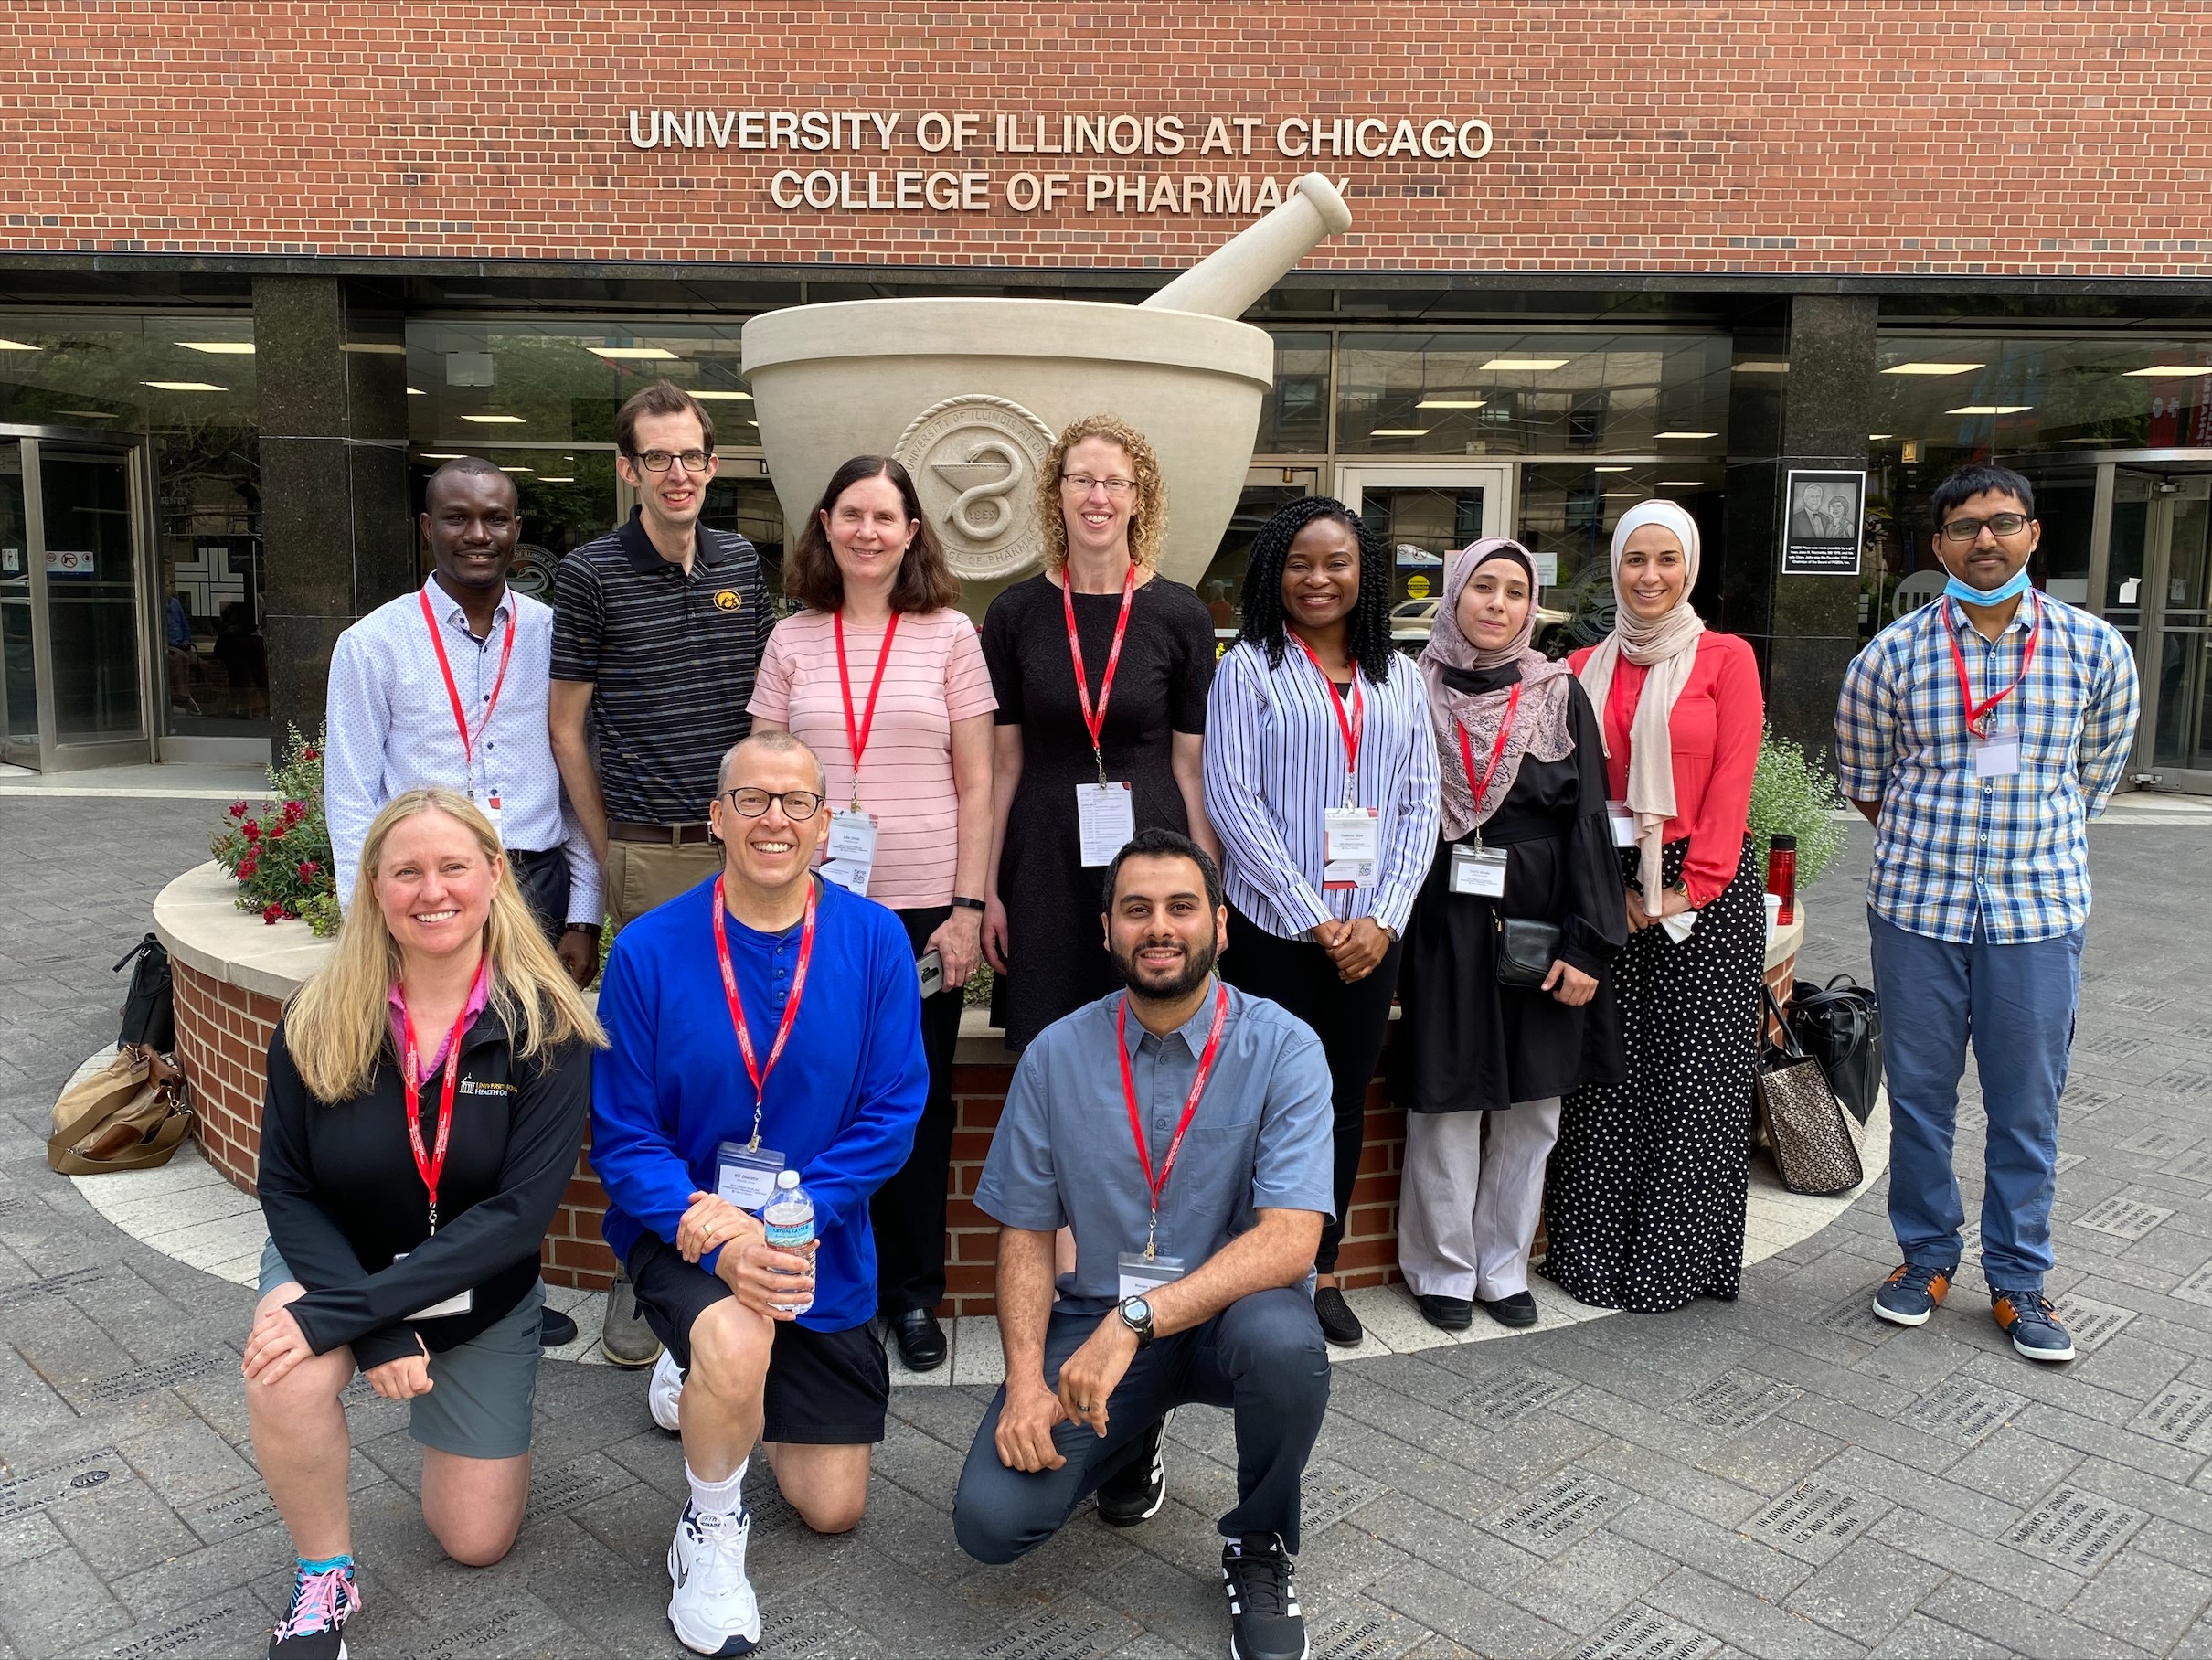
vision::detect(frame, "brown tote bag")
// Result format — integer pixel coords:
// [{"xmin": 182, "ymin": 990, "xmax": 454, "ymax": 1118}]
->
[
  {"xmin": 1754, "ymin": 985, "xmax": 1865, "ymax": 1197},
  {"xmin": 47, "ymin": 1047, "xmax": 194, "ymax": 1175}
]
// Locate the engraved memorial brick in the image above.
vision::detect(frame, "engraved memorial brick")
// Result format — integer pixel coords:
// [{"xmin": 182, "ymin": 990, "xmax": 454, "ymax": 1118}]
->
[
  {"xmin": 1899, "ymin": 1374, "xmax": 2028, "ymax": 1445},
  {"xmin": 2132, "ymin": 1385, "xmax": 2212, "ymax": 1451},
  {"xmin": 0, "ymin": 1448, "xmax": 120, "ymax": 1522},
  {"xmin": 1302, "ymin": 1464, "xmax": 1388, "ymax": 1534},
  {"xmin": 2003, "ymin": 1484, "xmax": 2144, "ymax": 1572},
  {"xmin": 1307, "ymin": 1609, "xmax": 1431, "ymax": 1660},
  {"xmin": 1748, "ymin": 1478, "xmax": 1883, "ymax": 1559},
  {"xmin": 2162, "ymin": 1147, "xmax": 2212, "ymax": 1182},
  {"xmin": 2152, "ymin": 1068, "xmax": 2212, "ymax": 1098},
  {"xmin": 1677, "ymin": 1369, "xmax": 1801, "ymax": 1434},
  {"xmin": 2115, "ymin": 1124, "xmax": 2194, "ymax": 1157},
  {"xmin": 88, "ymin": 1347, "xmax": 225, "ymax": 1402},
  {"xmin": 2111, "ymin": 990, "xmax": 2173, "ymax": 1014},
  {"xmin": 1451, "ymin": 1364, "xmax": 1579, "ymax": 1427},
  {"xmin": 1567, "ymin": 1608, "xmax": 1728, "ymax": 1660},
  {"xmin": 979, "ymin": 1609, "xmax": 1119, "ymax": 1660},
  {"xmin": 184, "ymin": 1484, "xmax": 281, "ymax": 1543},
  {"xmin": 2050, "ymin": 1293, "xmax": 2138, "ymax": 1353},
  {"xmin": 2062, "ymin": 1085, "xmax": 2123, "ymax": 1114},
  {"xmin": 2177, "ymin": 1261, "xmax": 2212, "ymax": 1309},
  {"xmin": 2076, "ymin": 1196, "xmax": 2175, "ymax": 1240},
  {"xmin": 78, "ymin": 1594, "xmax": 264, "ymax": 1660},
  {"xmin": 2053, "ymin": 1151, "xmax": 2086, "ymax": 1176},
  {"xmin": 1484, "ymin": 1470, "xmax": 1626, "ymax": 1556},
  {"xmin": 523, "ymin": 1456, "xmax": 636, "ymax": 1520},
  {"xmin": 2082, "ymin": 1032, "xmax": 2153, "ymax": 1061}
]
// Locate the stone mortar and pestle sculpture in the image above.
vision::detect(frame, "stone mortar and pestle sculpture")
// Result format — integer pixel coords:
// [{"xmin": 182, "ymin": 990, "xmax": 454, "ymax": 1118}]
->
[{"xmin": 740, "ymin": 174, "xmax": 1355, "ymax": 597}]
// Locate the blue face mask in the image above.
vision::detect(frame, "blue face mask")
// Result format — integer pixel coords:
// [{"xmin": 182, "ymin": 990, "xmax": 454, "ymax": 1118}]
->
[{"xmin": 1942, "ymin": 565, "xmax": 2034, "ymax": 607}]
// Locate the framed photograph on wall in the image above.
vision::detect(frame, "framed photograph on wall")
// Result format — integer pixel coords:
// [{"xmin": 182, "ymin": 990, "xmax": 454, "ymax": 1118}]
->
[{"xmin": 1781, "ymin": 469, "xmax": 1866, "ymax": 576}]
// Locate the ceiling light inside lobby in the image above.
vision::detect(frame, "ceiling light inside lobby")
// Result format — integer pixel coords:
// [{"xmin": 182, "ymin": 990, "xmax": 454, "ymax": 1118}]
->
[
  {"xmin": 143, "ymin": 380, "xmax": 224, "ymax": 391},
  {"xmin": 1883, "ymin": 362, "xmax": 1984, "ymax": 376},
  {"xmin": 0, "ymin": 339, "xmax": 39, "ymax": 351},
  {"xmin": 539, "ymin": 475, "xmax": 575, "ymax": 483},
  {"xmin": 694, "ymin": 389, "xmax": 752, "ymax": 400},
  {"xmin": 587, "ymin": 346, "xmax": 679, "ymax": 360},
  {"xmin": 1946, "ymin": 405, "xmax": 2031, "ymax": 415},
  {"xmin": 498, "ymin": 465, "xmax": 534, "ymax": 474},
  {"xmin": 1371, "ymin": 428, "xmax": 1430, "ymax": 437},
  {"xmin": 2122, "ymin": 365, "xmax": 2212, "ymax": 378},
  {"xmin": 1733, "ymin": 361, "xmax": 1790, "ymax": 373},
  {"xmin": 1481, "ymin": 357, "xmax": 1569, "ymax": 371},
  {"xmin": 177, "ymin": 341, "xmax": 255, "ymax": 355},
  {"xmin": 1416, "ymin": 398, "xmax": 1487, "ymax": 409},
  {"xmin": 462, "ymin": 414, "xmax": 526, "ymax": 423},
  {"xmin": 1654, "ymin": 431, "xmax": 1717, "ymax": 440}
]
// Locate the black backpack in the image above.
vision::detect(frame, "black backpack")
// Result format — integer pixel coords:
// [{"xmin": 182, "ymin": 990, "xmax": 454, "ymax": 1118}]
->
[
  {"xmin": 1787, "ymin": 974, "xmax": 1884, "ymax": 1125},
  {"xmin": 114, "ymin": 933, "xmax": 175, "ymax": 1053}
]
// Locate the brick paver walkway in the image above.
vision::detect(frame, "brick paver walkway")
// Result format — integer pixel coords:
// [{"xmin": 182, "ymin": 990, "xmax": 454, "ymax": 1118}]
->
[{"xmin": 3, "ymin": 796, "xmax": 2211, "ymax": 1659}]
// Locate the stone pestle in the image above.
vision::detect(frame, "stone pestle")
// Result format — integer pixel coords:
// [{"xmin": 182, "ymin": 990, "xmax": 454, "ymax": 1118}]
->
[{"xmin": 1139, "ymin": 173, "xmax": 1354, "ymax": 320}]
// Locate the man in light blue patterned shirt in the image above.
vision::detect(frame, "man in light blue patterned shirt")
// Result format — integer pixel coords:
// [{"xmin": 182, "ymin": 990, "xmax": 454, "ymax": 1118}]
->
[
  {"xmin": 324, "ymin": 458, "xmax": 601, "ymax": 984},
  {"xmin": 1836, "ymin": 463, "xmax": 2138, "ymax": 1364}
]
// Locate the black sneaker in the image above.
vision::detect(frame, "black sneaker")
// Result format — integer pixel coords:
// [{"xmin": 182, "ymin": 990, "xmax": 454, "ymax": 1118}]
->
[
  {"xmin": 1221, "ymin": 1532, "xmax": 1307, "ymax": 1660},
  {"xmin": 1313, "ymin": 1284, "xmax": 1363, "ymax": 1347},
  {"xmin": 268, "ymin": 1562, "xmax": 361, "ymax": 1660},
  {"xmin": 1096, "ymin": 1411, "xmax": 1170, "ymax": 1527},
  {"xmin": 1476, "ymin": 1291, "xmax": 1538, "ymax": 1328}
]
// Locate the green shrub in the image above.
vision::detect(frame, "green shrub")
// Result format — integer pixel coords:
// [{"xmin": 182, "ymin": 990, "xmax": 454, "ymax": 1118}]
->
[
  {"xmin": 1749, "ymin": 729, "xmax": 1851, "ymax": 889},
  {"xmin": 210, "ymin": 724, "xmax": 341, "ymax": 935}
]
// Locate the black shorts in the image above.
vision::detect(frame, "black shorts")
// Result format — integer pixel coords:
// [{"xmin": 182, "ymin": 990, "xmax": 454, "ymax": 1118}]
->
[{"xmin": 625, "ymin": 1233, "xmax": 890, "ymax": 1445}]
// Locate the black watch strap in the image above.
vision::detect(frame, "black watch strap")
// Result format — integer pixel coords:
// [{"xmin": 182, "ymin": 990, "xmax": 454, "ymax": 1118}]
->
[{"xmin": 949, "ymin": 896, "xmax": 986, "ymax": 912}]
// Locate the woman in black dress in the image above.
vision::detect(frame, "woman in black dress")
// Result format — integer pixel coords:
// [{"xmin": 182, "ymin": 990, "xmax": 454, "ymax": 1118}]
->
[
  {"xmin": 981, "ymin": 414, "xmax": 1218, "ymax": 1049},
  {"xmin": 1397, "ymin": 539, "xmax": 1627, "ymax": 1331}
]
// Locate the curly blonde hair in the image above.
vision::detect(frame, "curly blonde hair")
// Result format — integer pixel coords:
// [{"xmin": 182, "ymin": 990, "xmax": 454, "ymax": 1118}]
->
[{"xmin": 1037, "ymin": 413, "xmax": 1168, "ymax": 573}]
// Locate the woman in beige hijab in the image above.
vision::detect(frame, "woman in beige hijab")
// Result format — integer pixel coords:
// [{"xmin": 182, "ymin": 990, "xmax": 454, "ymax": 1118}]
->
[{"xmin": 1542, "ymin": 502, "xmax": 1768, "ymax": 1313}]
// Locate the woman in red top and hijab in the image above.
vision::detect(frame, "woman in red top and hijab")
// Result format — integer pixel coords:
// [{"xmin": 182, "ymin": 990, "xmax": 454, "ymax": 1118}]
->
[{"xmin": 1543, "ymin": 501, "xmax": 1766, "ymax": 1313}]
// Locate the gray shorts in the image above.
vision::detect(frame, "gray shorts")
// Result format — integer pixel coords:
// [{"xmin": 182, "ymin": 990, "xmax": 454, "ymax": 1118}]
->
[{"xmin": 258, "ymin": 1238, "xmax": 544, "ymax": 1461}]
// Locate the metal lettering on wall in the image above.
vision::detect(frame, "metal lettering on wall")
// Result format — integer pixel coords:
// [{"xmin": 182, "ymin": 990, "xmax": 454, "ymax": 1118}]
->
[{"xmin": 623, "ymin": 108, "xmax": 1496, "ymax": 215}]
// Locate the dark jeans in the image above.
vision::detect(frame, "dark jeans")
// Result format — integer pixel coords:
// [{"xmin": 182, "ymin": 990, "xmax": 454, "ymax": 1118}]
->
[
  {"xmin": 1220, "ymin": 903, "xmax": 1403, "ymax": 1274},
  {"xmin": 952, "ymin": 1287, "xmax": 1330, "ymax": 1560},
  {"xmin": 871, "ymin": 905, "xmax": 964, "ymax": 1315},
  {"xmin": 507, "ymin": 846, "xmax": 571, "ymax": 947}
]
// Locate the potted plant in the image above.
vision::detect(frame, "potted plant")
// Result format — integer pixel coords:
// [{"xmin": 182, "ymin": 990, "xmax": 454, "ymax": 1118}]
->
[
  {"xmin": 1748, "ymin": 728, "xmax": 1850, "ymax": 891},
  {"xmin": 211, "ymin": 725, "xmax": 341, "ymax": 935}
]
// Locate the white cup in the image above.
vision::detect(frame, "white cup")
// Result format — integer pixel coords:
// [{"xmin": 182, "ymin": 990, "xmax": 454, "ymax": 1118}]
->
[{"xmin": 1764, "ymin": 892, "xmax": 1784, "ymax": 933}]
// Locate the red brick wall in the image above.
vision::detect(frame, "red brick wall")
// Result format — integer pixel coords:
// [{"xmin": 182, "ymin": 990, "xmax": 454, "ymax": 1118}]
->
[
  {"xmin": 2, "ymin": 5, "xmax": 2207, "ymax": 278},
  {"xmin": 173, "ymin": 962, "xmax": 278, "ymax": 1199}
]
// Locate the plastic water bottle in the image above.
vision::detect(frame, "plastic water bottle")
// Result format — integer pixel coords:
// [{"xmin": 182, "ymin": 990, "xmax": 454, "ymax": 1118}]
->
[{"xmin": 760, "ymin": 1167, "xmax": 815, "ymax": 1314}]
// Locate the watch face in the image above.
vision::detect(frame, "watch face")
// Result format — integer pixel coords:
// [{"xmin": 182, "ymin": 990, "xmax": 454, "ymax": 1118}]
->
[{"xmin": 1123, "ymin": 1297, "xmax": 1151, "ymax": 1325}]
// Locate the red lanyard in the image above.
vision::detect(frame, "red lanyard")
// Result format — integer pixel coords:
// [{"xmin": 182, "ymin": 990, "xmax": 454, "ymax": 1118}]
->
[
  {"xmin": 712, "ymin": 873, "xmax": 819, "ymax": 1148},
  {"xmin": 1947, "ymin": 592, "xmax": 2040, "ymax": 738},
  {"xmin": 1117, "ymin": 980, "xmax": 1229, "ymax": 1260},
  {"xmin": 1062, "ymin": 564, "xmax": 1137, "ymax": 781},
  {"xmin": 1292, "ymin": 635, "xmax": 1365, "ymax": 804},
  {"xmin": 420, "ymin": 587, "xmax": 517, "ymax": 782},
  {"xmin": 833, "ymin": 609, "xmax": 900, "ymax": 806},
  {"xmin": 1453, "ymin": 684, "xmax": 1525, "ymax": 815},
  {"xmin": 396, "ymin": 963, "xmax": 483, "ymax": 1233}
]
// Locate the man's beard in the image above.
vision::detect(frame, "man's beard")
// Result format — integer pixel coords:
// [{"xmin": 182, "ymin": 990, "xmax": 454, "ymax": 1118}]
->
[{"xmin": 1112, "ymin": 932, "xmax": 1218, "ymax": 1004}]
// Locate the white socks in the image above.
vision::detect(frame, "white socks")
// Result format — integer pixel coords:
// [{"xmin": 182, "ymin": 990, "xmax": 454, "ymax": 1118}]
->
[{"xmin": 686, "ymin": 1458, "xmax": 748, "ymax": 1520}]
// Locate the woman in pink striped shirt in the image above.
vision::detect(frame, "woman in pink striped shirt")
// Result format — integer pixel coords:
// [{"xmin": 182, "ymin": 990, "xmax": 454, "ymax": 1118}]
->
[{"xmin": 749, "ymin": 455, "xmax": 996, "ymax": 1374}]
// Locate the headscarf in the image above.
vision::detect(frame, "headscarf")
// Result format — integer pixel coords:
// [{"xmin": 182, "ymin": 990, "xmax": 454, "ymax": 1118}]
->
[
  {"xmin": 1419, "ymin": 538, "xmax": 1577, "ymax": 840},
  {"xmin": 1573, "ymin": 501, "xmax": 1707, "ymax": 915}
]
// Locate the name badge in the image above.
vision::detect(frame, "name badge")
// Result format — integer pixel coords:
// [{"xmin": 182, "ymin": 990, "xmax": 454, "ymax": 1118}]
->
[
  {"xmin": 1450, "ymin": 841, "xmax": 1509, "ymax": 899},
  {"xmin": 1606, "ymin": 802, "xmax": 1638, "ymax": 848},
  {"xmin": 476, "ymin": 790, "xmax": 504, "ymax": 846},
  {"xmin": 1972, "ymin": 719, "xmax": 2022, "ymax": 779},
  {"xmin": 821, "ymin": 808, "xmax": 877, "ymax": 895},
  {"xmin": 1116, "ymin": 1250, "xmax": 1187, "ymax": 1303},
  {"xmin": 1322, "ymin": 806, "xmax": 1379, "ymax": 889},
  {"xmin": 716, "ymin": 1141, "xmax": 788, "ymax": 1212},
  {"xmin": 391, "ymin": 1251, "xmax": 472, "ymax": 1321},
  {"xmin": 1076, "ymin": 781, "xmax": 1136, "ymax": 867}
]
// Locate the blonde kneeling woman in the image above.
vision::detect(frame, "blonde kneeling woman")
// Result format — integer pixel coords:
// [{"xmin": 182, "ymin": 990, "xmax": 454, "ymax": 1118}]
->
[{"xmin": 241, "ymin": 787, "xmax": 604, "ymax": 1658}]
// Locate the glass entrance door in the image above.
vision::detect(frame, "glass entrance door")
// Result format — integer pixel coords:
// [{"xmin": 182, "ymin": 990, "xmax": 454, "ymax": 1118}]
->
[
  {"xmin": 2096, "ymin": 466, "xmax": 2212, "ymax": 793},
  {"xmin": 1334, "ymin": 463, "xmax": 1515, "ymax": 653},
  {"xmin": 0, "ymin": 434, "xmax": 153, "ymax": 771}
]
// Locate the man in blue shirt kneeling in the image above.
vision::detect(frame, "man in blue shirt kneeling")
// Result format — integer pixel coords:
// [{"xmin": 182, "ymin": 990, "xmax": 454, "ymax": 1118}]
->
[
  {"xmin": 591, "ymin": 732, "xmax": 927, "ymax": 1656},
  {"xmin": 954, "ymin": 828, "xmax": 1335, "ymax": 1660}
]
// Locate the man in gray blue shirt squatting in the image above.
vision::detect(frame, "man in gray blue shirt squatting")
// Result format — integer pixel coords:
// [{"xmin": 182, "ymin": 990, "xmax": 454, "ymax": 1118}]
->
[{"xmin": 954, "ymin": 828, "xmax": 1334, "ymax": 1660}]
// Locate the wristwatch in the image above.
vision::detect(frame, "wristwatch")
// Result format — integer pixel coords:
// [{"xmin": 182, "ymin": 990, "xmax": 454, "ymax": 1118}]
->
[
  {"xmin": 950, "ymin": 896, "xmax": 986, "ymax": 912},
  {"xmin": 1118, "ymin": 1295, "xmax": 1155, "ymax": 1348},
  {"xmin": 562, "ymin": 922, "xmax": 602, "ymax": 938}
]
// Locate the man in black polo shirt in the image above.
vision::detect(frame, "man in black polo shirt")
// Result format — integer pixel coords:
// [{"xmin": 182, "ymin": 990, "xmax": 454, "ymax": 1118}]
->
[{"xmin": 551, "ymin": 378, "xmax": 773, "ymax": 1366}]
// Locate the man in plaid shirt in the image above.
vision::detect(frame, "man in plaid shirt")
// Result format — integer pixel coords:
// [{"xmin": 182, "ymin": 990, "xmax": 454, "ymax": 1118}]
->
[{"xmin": 1836, "ymin": 463, "xmax": 2138, "ymax": 1364}]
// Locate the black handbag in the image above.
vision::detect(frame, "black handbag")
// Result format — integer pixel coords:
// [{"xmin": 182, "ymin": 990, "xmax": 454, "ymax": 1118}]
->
[
  {"xmin": 1756, "ymin": 985, "xmax": 1865, "ymax": 1196},
  {"xmin": 114, "ymin": 933, "xmax": 175, "ymax": 1053},
  {"xmin": 1493, "ymin": 914, "xmax": 1564, "ymax": 991},
  {"xmin": 1788, "ymin": 974, "xmax": 1884, "ymax": 1125}
]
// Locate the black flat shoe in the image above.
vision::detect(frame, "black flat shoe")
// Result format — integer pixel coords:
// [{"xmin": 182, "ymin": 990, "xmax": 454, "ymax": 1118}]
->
[
  {"xmin": 1415, "ymin": 1294, "xmax": 1474, "ymax": 1332},
  {"xmin": 539, "ymin": 1308, "xmax": 579, "ymax": 1348},
  {"xmin": 1477, "ymin": 1292, "xmax": 1539, "ymax": 1329},
  {"xmin": 890, "ymin": 1307, "xmax": 948, "ymax": 1371},
  {"xmin": 1313, "ymin": 1285, "xmax": 1363, "ymax": 1347}
]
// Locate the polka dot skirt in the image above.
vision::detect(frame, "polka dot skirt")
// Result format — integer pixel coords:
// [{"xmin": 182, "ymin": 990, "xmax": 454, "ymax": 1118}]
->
[{"xmin": 1541, "ymin": 837, "xmax": 1763, "ymax": 1313}]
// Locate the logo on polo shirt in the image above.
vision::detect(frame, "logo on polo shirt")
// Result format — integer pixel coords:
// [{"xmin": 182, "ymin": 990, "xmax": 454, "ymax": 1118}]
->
[
  {"xmin": 713, "ymin": 589, "xmax": 742, "ymax": 612},
  {"xmin": 459, "ymin": 1078, "xmax": 516, "ymax": 1098}
]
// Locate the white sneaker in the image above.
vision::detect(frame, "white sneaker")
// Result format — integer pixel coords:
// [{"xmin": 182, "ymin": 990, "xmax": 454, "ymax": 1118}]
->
[
  {"xmin": 666, "ymin": 1501, "xmax": 760, "ymax": 1655},
  {"xmin": 649, "ymin": 1351, "xmax": 684, "ymax": 1432}
]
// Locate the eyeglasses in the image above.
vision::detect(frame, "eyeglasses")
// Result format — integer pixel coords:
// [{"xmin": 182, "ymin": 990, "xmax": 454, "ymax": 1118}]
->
[
  {"xmin": 718, "ymin": 787, "xmax": 824, "ymax": 821},
  {"xmin": 1940, "ymin": 513, "xmax": 2030, "ymax": 542},
  {"xmin": 1060, "ymin": 474, "xmax": 1137, "ymax": 498},
  {"xmin": 632, "ymin": 448, "xmax": 712, "ymax": 474}
]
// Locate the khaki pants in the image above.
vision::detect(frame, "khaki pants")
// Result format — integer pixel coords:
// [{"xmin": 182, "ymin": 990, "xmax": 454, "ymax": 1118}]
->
[{"xmin": 604, "ymin": 837, "xmax": 723, "ymax": 929}]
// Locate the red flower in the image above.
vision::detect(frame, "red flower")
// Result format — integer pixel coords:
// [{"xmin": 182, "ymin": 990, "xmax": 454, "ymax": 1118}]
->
[
  {"xmin": 282, "ymin": 799, "xmax": 307, "ymax": 825},
  {"xmin": 229, "ymin": 801, "xmax": 249, "ymax": 819},
  {"xmin": 240, "ymin": 821, "xmax": 260, "ymax": 844},
  {"xmin": 238, "ymin": 855, "xmax": 259, "ymax": 878},
  {"xmin": 297, "ymin": 860, "xmax": 319, "ymax": 880},
  {"xmin": 261, "ymin": 905, "xmax": 286, "ymax": 925},
  {"xmin": 301, "ymin": 747, "xmax": 319, "ymax": 761}
]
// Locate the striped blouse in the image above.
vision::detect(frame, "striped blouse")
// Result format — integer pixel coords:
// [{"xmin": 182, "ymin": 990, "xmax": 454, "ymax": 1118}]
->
[{"xmin": 1203, "ymin": 638, "xmax": 1441, "ymax": 941}]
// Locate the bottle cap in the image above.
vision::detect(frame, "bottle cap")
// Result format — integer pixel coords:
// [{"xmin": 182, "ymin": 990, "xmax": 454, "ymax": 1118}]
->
[
  {"xmin": 1770, "ymin": 834, "xmax": 1797, "ymax": 850},
  {"xmin": 776, "ymin": 1168, "xmax": 800, "ymax": 1190}
]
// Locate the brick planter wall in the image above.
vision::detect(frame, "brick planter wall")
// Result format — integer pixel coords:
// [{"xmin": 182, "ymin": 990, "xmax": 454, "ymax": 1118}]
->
[{"xmin": 162, "ymin": 860, "xmax": 1802, "ymax": 1311}]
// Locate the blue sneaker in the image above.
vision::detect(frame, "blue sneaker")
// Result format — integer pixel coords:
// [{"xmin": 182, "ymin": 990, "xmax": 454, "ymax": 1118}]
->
[
  {"xmin": 1872, "ymin": 1263, "xmax": 1951, "ymax": 1326},
  {"xmin": 1992, "ymin": 1290, "xmax": 2075, "ymax": 1362}
]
